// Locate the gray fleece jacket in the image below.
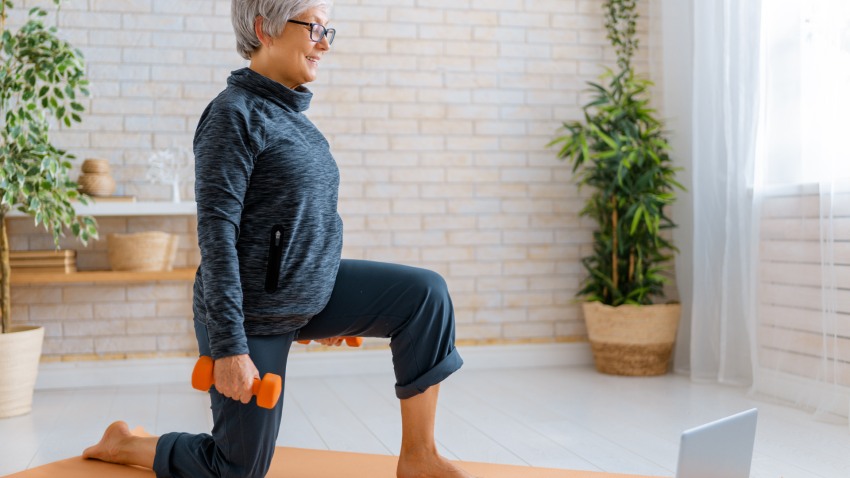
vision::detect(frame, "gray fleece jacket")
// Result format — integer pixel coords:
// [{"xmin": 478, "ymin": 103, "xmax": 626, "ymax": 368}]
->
[{"xmin": 192, "ymin": 67, "xmax": 343, "ymax": 360}]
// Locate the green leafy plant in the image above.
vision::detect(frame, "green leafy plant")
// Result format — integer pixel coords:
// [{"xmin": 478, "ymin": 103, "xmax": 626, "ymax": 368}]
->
[
  {"xmin": 0, "ymin": 0, "xmax": 97, "ymax": 334},
  {"xmin": 546, "ymin": 0, "xmax": 684, "ymax": 306}
]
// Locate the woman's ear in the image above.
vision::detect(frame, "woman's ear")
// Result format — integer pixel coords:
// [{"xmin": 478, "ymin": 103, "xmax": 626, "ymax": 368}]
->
[{"xmin": 255, "ymin": 16, "xmax": 271, "ymax": 48}]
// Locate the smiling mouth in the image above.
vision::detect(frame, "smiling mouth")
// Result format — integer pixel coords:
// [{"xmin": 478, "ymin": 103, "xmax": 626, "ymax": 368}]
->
[{"xmin": 306, "ymin": 56, "xmax": 319, "ymax": 66}]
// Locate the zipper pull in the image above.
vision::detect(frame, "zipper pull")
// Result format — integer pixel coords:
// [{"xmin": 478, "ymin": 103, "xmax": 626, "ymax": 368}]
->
[{"xmin": 265, "ymin": 225, "xmax": 286, "ymax": 294}]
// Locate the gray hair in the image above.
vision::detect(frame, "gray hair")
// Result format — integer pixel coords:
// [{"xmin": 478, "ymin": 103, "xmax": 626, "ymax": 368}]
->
[{"xmin": 232, "ymin": 0, "xmax": 334, "ymax": 60}]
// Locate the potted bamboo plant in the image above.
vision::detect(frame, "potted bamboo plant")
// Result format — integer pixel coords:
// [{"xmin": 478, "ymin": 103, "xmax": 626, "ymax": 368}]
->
[
  {"xmin": 0, "ymin": 0, "xmax": 97, "ymax": 418},
  {"xmin": 546, "ymin": 0, "xmax": 685, "ymax": 376}
]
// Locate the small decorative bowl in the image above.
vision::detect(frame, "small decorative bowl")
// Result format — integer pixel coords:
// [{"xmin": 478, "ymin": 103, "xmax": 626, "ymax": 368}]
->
[
  {"xmin": 81, "ymin": 158, "xmax": 110, "ymax": 174},
  {"xmin": 77, "ymin": 173, "xmax": 116, "ymax": 197}
]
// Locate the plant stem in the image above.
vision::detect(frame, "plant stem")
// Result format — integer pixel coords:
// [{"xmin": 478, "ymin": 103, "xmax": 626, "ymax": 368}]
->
[
  {"xmin": 0, "ymin": 212, "xmax": 10, "ymax": 334},
  {"xmin": 629, "ymin": 249, "xmax": 635, "ymax": 282},
  {"xmin": 611, "ymin": 196, "xmax": 618, "ymax": 292}
]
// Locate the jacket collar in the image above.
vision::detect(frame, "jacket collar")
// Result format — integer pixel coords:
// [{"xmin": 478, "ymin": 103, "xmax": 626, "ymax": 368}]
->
[{"xmin": 227, "ymin": 67, "xmax": 313, "ymax": 113}]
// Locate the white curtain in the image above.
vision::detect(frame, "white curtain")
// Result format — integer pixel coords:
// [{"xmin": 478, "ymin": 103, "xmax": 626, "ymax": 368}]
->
[
  {"xmin": 661, "ymin": 0, "xmax": 695, "ymax": 375},
  {"xmin": 687, "ymin": 0, "xmax": 850, "ymax": 428},
  {"xmin": 750, "ymin": 0, "xmax": 850, "ymax": 426},
  {"xmin": 689, "ymin": 0, "xmax": 763, "ymax": 386}
]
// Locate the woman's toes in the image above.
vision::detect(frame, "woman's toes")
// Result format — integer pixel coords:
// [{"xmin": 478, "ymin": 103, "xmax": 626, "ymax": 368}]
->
[{"xmin": 83, "ymin": 421, "xmax": 133, "ymax": 463}]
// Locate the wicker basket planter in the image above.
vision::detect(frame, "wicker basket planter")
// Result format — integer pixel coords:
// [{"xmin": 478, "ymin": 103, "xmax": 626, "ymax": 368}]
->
[
  {"xmin": 582, "ymin": 301, "xmax": 681, "ymax": 376},
  {"xmin": 107, "ymin": 231, "xmax": 179, "ymax": 272},
  {"xmin": 0, "ymin": 325, "xmax": 44, "ymax": 418}
]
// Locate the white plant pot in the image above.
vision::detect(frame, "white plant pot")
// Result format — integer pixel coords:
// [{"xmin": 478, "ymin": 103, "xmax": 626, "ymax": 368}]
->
[{"xmin": 0, "ymin": 325, "xmax": 44, "ymax": 418}]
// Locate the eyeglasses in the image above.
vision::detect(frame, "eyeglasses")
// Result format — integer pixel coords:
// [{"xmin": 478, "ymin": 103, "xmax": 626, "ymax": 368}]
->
[{"xmin": 287, "ymin": 20, "xmax": 335, "ymax": 46}]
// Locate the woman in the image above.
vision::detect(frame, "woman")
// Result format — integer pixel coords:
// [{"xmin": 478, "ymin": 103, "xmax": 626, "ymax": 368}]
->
[{"xmin": 83, "ymin": 1, "xmax": 474, "ymax": 477}]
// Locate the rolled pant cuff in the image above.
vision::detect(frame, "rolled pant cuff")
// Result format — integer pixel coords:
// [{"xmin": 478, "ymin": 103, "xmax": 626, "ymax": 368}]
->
[
  {"xmin": 152, "ymin": 431, "xmax": 183, "ymax": 478},
  {"xmin": 395, "ymin": 346, "xmax": 463, "ymax": 399}
]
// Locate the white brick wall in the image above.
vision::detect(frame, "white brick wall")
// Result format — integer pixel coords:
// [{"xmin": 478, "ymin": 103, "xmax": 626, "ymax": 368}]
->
[
  {"xmin": 11, "ymin": 280, "xmax": 197, "ymax": 360},
  {"xmin": 7, "ymin": 0, "xmax": 674, "ymax": 358}
]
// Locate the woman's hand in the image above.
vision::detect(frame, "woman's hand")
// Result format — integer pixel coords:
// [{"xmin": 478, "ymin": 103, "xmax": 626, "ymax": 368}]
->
[
  {"xmin": 315, "ymin": 337, "xmax": 344, "ymax": 346},
  {"xmin": 213, "ymin": 354, "xmax": 260, "ymax": 404}
]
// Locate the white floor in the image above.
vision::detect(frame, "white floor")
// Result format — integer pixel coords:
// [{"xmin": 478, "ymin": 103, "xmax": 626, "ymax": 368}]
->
[{"xmin": 2, "ymin": 365, "xmax": 849, "ymax": 477}]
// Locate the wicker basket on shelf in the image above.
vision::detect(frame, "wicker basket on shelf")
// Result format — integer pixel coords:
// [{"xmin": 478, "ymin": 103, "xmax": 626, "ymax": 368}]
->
[
  {"xmin": 77, "ymin": 174, "xmax": 116, "ymax": 196},
  {"xmin": 164, "ymin": 234, "xmax": 180, "ymax": 271},
  {"xmin": 81, "ymin": 158, "xmax": 110, "ymax": 174},
  {"xmin": 107, "ymin": 231, "xmax": 178, "ymax": 272},
  {"xmin": 78, "ymin": 159, "xmax": 116, "ymax": 197}
]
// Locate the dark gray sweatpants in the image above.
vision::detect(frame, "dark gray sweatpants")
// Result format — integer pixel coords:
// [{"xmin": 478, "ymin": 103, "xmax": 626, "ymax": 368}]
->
[{"xmin": 152, "ymin": 259, "xmax": 463, "ymax": 478}]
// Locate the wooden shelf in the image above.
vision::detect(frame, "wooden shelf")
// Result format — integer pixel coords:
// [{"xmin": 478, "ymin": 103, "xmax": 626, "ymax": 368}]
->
[
  {"xmin": 5, "ymin": 201, "xmax": 197, "ymax": 217},
  {"xmin": 10, "ymin": 267, "xmax": 197, "ymax": 284}
]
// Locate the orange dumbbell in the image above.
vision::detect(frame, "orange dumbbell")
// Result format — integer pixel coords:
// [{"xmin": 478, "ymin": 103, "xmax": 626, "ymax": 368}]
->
[
  {"xmin": 191, "ymin": 356, "xmax": 282, "ymax": 409},
  {"xmin": 297, "ymin": 336, "xmax": 363, "ymax": 347}
]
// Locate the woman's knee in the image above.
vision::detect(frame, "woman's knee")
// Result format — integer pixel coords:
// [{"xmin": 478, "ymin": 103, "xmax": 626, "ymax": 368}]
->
[
  {"xmin": 416, "ymin": 268, "xmax": 449, "ymax": 301},
  {"xmin": 211, "ymin": 442, "xmax": 275, "ymax": 478},
  {"xmin": 408, "ymin": 268, "xmax": 454, "ymax": 329},
  {"xmin": 207, "ymin": 396, "xmax": 280, "ymax": 478}
]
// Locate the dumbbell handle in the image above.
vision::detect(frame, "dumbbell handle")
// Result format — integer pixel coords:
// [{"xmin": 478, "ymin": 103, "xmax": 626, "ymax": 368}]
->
[
  {"xmin": 191, "ymin": 356, "xmax": 282, "ymax": 409},
  {"xmin": 214, "ymin": 376, "xmax": 264, "ymax": 397}
]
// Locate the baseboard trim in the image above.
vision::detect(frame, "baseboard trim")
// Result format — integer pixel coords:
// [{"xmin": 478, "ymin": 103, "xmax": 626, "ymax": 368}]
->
[
  {"xmin": 753, "ymin": 368, "xmax": 850, "ymax": 419},
  {"xmin": 34, "ymin": 342, "xmax": 593, "ymax": 390}
]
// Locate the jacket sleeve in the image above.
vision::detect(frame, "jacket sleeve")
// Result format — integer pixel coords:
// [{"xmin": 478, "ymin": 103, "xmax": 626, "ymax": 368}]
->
[{"xmin": 193, "ymin": 100, "xmax": 265, "ymax": 360}]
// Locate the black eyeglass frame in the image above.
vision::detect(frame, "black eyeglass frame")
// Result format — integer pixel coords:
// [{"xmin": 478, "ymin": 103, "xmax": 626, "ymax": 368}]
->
[{"xmin": 287, "ymin": 20, "xmax": 335, "ymax": 45}]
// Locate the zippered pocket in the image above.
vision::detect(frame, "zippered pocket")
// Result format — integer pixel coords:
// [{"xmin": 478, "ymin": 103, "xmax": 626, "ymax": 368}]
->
[{"xmin": 264, "ymin": 225, "xmax": 285, "ymax": 293}]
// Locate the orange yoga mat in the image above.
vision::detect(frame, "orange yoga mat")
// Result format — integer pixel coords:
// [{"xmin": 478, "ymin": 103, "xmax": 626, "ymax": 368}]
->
[{"xmin": 7, "ymin": 426, "xmax": 659, "ymax": 478}]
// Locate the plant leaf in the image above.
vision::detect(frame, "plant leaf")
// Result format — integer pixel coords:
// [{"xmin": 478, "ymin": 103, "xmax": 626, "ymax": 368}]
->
[{"xmin": 630, "ymin": 205, "xmax": 644, "ymax": 234}]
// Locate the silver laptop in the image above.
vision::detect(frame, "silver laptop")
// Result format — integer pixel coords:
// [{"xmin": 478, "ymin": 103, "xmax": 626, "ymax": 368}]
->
[{"xmin": 676, "ymin": 408, "xmax": 758, "ymax": 478}]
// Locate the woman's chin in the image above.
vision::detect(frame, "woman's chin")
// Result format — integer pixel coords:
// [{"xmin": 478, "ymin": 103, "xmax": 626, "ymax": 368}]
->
[{"xmin": 302, "ymin": 71, "xmax": 318, "ymax": 83}]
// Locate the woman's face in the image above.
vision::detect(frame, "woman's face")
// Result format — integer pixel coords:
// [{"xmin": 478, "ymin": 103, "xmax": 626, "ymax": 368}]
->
[{"xmin": 254, "ymin": 7, "xmax": 330, "ymax": 89}]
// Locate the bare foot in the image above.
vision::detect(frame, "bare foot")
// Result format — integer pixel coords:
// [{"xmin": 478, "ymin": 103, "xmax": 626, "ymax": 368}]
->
[
  {"xmin": 397, "ymin": 449, "xmax": 481, "ymax": 478},
  {"xmin": 83, "ymin": 420, "xmax": 134, "ymax": 464}
]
